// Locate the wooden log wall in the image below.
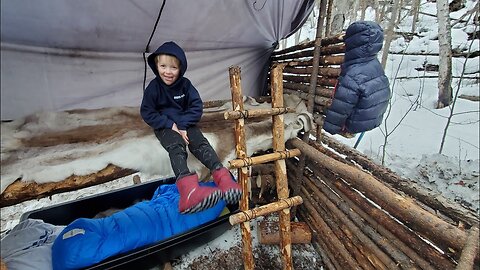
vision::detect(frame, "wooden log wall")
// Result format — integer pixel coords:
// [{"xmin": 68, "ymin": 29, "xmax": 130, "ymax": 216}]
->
[
  {"xmin": 271, "ymin": 34, "xmax": 345, "ymax": 131},
  {"xmin": 284, "ymin": 137, "xmax": 478, "ymax": 270}
]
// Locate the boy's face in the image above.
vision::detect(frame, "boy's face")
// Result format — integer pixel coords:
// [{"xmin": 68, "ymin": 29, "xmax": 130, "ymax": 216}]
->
[{"xmin": 156, "ymin": 55, "xmax": 180, "ymax": 86}]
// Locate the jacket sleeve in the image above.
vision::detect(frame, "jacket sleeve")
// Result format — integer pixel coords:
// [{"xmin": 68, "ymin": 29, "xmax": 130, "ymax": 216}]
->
[
  {"xmin": 140, "ymin": 83, "xmax": 174, "ymax": 130},
  {"xmin": 177, "ymin": 84, "xmax": 203, "ymax": 130},
  {"xmin": 323, "ymin": 75, "xmax": 360, "ymax": 134}
]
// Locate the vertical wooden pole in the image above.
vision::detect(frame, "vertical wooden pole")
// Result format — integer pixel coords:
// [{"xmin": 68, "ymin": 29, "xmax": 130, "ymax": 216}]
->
[
  {"xmin": 270, "ymin": 63, "xmax": 293, "ymax": 270},
  {"xmin": 228, "ymin": 66, "xmax": 254, "ymax": 270}
]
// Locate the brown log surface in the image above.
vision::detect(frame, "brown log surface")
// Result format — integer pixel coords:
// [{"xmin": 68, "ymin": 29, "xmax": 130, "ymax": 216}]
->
[
  {"xmin": 258, "ymin": 221, "xmax": 312, "ymax": 244},
  {"xmin": 289, "ymin": 138, "xmax": 468, "ymax": 255}
]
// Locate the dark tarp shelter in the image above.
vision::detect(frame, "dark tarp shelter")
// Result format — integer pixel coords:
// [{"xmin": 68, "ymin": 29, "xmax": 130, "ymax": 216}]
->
[{"xmin": 1, "ymin": 0, "xmax": 314, "ymax": 120}]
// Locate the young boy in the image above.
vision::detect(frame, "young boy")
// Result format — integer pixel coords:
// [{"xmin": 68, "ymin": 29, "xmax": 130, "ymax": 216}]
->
[
  {"xmin": 141, "ymin": 41, "xmax": 242, "ymax": 214},
  {"xmin": 323, "ymin": 21, "xmax": 391, "ymax": 136}
]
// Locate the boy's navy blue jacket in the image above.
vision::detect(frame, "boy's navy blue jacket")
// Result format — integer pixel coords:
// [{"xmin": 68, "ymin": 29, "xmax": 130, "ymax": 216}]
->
[
  {"xmin": 323, "ymin": 21, "xmax": 391, "ymax": 135},
  {"xmin": 141, "ymin": 41, "xmax": 203, "ymax": 130}
]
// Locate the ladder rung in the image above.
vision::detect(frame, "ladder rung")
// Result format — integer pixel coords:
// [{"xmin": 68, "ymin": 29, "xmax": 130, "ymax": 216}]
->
[
  {"xmin": 228, "ymin": 149, "xmax": 301, "ymax": 169},
  {"xmin": 224, "ymin": 107, "xmax": 295, "ymax": 120},
  {"xmin": 229, "ymin": 196, "xmax": 303, "ymax": 225}
]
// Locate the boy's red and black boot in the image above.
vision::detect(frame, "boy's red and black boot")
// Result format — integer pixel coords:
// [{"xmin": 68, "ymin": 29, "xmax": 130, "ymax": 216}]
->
[
  {"xmin": 176, "ymin": 173, "xmax": 221, "ymax": 214},
  {"xmin": 212, "ymin": 167, "xmax": 242, "ymax": 204}
]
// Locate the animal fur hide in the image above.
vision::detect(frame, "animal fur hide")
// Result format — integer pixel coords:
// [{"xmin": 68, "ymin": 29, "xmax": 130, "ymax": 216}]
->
[{"xmin": 1, "ymin": 94, "xmax": 311, "ymax": 194}]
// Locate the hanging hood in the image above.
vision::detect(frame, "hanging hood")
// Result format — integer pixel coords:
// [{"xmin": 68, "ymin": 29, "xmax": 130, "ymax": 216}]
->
[{"xmin": 343, "ymin": 21, "xmax": 384, "ymax": 63}]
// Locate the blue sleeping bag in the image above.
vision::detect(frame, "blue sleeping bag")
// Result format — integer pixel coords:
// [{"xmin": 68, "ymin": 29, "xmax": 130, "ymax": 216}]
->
[{"xmin": 51, "ymin": 182, "xmax": 226, "ymax": 270}]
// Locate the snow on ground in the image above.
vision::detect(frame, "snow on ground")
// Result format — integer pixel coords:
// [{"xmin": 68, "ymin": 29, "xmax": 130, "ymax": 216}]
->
[{"xmin": 0, "ymin": 0, "xmax": 479, "ymax": 268}]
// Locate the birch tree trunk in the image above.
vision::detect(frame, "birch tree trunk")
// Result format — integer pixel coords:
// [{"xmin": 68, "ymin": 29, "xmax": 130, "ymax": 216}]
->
[
  {"xmin": 436, "ymin": 0, "xmax": 453, "ymax": 108},
  {"xmin": 350, "ymin": 0, "xmax": 359, "ymax": 23},
  {"xmin": 360, "ymin": 0, "xmax": 367, "ymax": 20},
  {"xmin": 381, "ymin": 0, "xmax": 401, "ymax": 68},
  {"xmin": 411, "ymin": 0, "xmax": 421, "ymax": 33},
  {"xmin": 330, "ymin": 0, "xmax": 349, "ymax": 35}
]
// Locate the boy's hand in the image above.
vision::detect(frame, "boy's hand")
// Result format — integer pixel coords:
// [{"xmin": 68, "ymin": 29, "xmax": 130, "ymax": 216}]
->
[{"xmin": 172, "ymin": 123, "xmax": 189, "ymax": 144}]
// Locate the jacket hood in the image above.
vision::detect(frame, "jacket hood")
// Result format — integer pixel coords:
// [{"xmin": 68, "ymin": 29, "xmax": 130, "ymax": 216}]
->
[
  {"xmin": 344, "ymin": 21, "xmax": 384, "ymax": 62},
  {"xmin": 147, "ymin": 41, "xmax": 188, "ymax": 79}
]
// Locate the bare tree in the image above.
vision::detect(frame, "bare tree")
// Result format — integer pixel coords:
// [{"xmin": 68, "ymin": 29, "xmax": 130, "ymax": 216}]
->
[
  {"xmin": 410, "ymin": 0, "xmax": 421, "ymax": 33},
  {"xmin": 381, "ymin": 0, "xmax": 401, "ymax": 68},
  {"xmin": 436, "ymin": 0, "xmax": 453, "ymax": 108},
  {"xmin": 360, "ymin": 0, "xmax": 367, "ymax": 20},
  {"xmin": 439, "ymin": 10, "xmax": 478, "ymax": 154}
]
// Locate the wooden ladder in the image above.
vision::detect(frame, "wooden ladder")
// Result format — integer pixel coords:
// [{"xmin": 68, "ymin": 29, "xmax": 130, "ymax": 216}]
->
[{"xmin": 226, "ymin": 64, "xmax": 303, "ymax": 270}]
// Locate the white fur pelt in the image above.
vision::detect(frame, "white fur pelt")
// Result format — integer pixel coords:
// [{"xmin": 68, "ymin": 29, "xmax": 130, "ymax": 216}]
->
[{"xmin": 0, "ymin": 94, "xmax": 311, "ymax": 193}]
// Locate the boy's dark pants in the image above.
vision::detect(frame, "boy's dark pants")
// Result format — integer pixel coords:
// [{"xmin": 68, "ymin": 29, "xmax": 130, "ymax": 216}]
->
[{"xmin": 154, "ymin": 126, "xmax": 223, "ymax": 179}]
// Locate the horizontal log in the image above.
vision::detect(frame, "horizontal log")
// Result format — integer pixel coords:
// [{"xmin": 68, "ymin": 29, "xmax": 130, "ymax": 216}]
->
[
  {"xmin": 300, "ymin": 192, "xmax": 362, "ymax": 269},
  {"xmin": 272, "ymin": 33, "xmax": 345, "ymax": 56},
  {"xmin": 229, "ymin": 196, "xmax": 303, "ymax": 225},
  {"xmin": 283, "ymin": 82, "xmax": 333, "ymax": 98},
  {"xmin": 274, "ymin": 55, "xmax": 345, "ymax": 66},
  {"xmin": 303, "ymin": 176, "xmax": 396, "ymax": 270},
  {"xmin": 284, "ymin": 89, "xmax": 332, "ymax": 107},
  {"xmin": 0, "ymin": 165, "xmax": 136, "ymax": 207},
  {"xmin": 224, "ymin": 107, "xmax": 295, "ymax": 120},
  {"xmin": 228, "ymin": 149, "xmax": 301, "ymax": 168},
  {"xmin": 284, "ymin": 66, "xmax": 341, "ymax": 78},
  {"xmin": 297, "ymin": 210, "xmax": 342, "ymax": 269},
  {"xmin": 319, "ymin": 135, "xmax": 479, "ymax": 227},
  {"xmin": 258, "ymin": 221, "xmax": 312, "ymax": 244},
  {"xmin": 288, "ymin": 138, "xmax": 468, "ymax": 255},
  {"xmin": 272, "ymin": 44, "xmax": 345, "ymax": 61},
  {"xmin": 283, "ymin": 75, "xmax": 337, "ymax": 87},
  {"xmin": 304, "ymin": 173, "xmax": 417, "ymax": 269},
  {"xmin": 297, "ymin": 156, "xmax": 456, "ymax": 270}
]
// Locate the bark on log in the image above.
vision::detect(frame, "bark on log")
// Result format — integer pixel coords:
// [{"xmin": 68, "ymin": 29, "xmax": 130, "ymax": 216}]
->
[
  {"xmin": 258, "ymin": 221, "xmax": 312, "ymax": 245},
  {"xmin": 270, "ymin": 63, "xmax": 294, "ymax": 270},
  {"xmin": 304, "ymin": 173, "xmax": 418, "ymax": 270},
  {"xmin": 297, "ymin": 159, "xmax": 436, "ymax": 270},
  {"xmin": 284, "ymin": 66, "xmax": 341, "ymax": 78},
  {"xmin": 0, "ymin": 165, "xmax": 136, "ymax": 207},
  {"xmin": 298, "ymin": 210, "xmax": 342, "ymax": 269},
  {"xmin": 282, "ymin": 82, "xmax": 334, "ymax": 97},
  {"xmin": 272, "ymin": 33, "xmax": 345, "ymax": 56},
  {"xmin": 283, "ymin": 75, "xmax": 337, "ymax": 87},
  {"xmin": 284, "ymin": 89, "xmax": 332, "ymax": 107},
  {"xmin": 319, "ymin": 135, "xmax": 479, "ymax": 227},
  {"xmin": 228, "ymin": 149, "xmax": 301, "ymax": 169},
  {"xmin": 289, "ymin": 138, "xmax": 468, "ymax": 256},
  {"xmin": 272, "ymin": 44, "xmax": 345, "ymax": 61},
  {"xmin": 301, "ymin": 186, "xmax": 379, "ymax": 270},
  {"xmin": 301, "ymin": 158, "xmax": 457, "ymax": 270},
  {"xmin": 228, "ymin": 66, "xmax": 254, "ymax": 270},
  {"xmin": 229, "ymin": 196, "xmax": 303, "ymax": 225},
  {"xmin": 300, "ymin": 191, "xmax": 363, "ymax": 269},
  {"xmin": 273, "ymin": 55, "xmax": 345, "ymax": 66},
  {"xmin": 223, "ymin": 107, "xmax": 294, "ymax": 120},
  {"xmin": 455, "ymin": 227, "xmax": 479, "ymax": 270}
]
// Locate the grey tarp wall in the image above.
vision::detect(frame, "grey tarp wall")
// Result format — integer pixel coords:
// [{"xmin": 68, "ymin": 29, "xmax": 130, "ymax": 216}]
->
[{"xmin": 1, "ymin": 0, "xmax": 314, "ymax": 120}]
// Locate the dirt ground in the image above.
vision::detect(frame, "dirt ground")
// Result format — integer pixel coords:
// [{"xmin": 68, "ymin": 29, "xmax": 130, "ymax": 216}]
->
[{"xmin": 172, "ymin": 243, "xmax": 324, "ymax": 270}]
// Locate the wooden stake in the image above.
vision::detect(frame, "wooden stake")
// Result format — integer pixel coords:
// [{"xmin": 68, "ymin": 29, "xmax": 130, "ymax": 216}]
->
[
  {"xmin": 228, "ymin": 66, "xmax": 254, "ymax": 270},
  {"xmin": 271, "ymin": 63, "xmax": 294, "ymax": 270}
]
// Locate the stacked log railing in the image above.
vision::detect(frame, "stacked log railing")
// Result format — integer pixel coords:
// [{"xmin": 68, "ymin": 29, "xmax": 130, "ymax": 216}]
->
[
  {"xmin": 271, "ymin": 34, "xmax": 345, "ymax": 129},
  {"xmin": 283, "ymin": 137, "xmax": 479, "ymax": 270}
]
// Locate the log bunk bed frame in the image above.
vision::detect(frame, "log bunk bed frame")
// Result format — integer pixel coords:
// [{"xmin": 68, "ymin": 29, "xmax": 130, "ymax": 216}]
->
[{"xmin": 2, "ymin": 14, "xmax": 479, "ymax": 270}]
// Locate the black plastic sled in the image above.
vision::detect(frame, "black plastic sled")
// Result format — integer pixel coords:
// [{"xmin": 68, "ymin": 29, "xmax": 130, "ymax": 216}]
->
[{"xmin": 20, "ymin": 177, "xmax": 238, "ymax": 269}]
